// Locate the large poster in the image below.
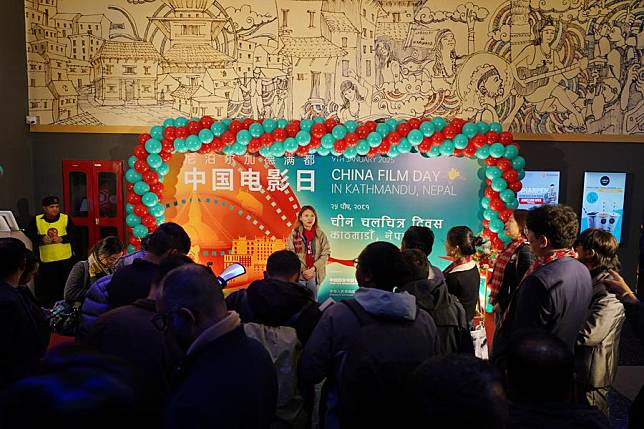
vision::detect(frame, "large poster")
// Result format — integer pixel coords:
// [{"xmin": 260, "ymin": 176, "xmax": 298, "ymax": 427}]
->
[
  {"xmin": 580, "ymin": 171, "xmax": 626, "ymax": 243},
  {"xmin": 24, "ymin": 0, "xmax": 644, "ymax": 136},
  {"xmin": 162, "ymin": 152, "xmax": 482, "ymax": 300}
]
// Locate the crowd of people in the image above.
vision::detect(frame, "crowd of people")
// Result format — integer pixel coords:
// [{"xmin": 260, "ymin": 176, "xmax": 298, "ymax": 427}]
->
[{"xmin": 1, "ymin": 202, "xmax": 643, "ymax": 429}]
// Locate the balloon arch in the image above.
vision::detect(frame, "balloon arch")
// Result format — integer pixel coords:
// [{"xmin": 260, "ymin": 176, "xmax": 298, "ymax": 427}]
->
[{"xmin": 124, "ymin": 116, "xmax": 526, "ymax": 254}]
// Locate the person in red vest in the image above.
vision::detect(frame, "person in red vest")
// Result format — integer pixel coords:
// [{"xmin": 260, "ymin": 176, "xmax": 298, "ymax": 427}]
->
[{"xmin": 25, "ymin": 196, "xmax": 76, "ymax": 307}]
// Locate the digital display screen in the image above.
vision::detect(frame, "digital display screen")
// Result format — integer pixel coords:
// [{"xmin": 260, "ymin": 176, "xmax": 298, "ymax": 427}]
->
[
  {"xmin": 581, "ymin": 172, "xmax": 627, "ymax": 243},
  {"xmin": 517, "ymin": 171, "xmax": 561, "ymax": 209}
]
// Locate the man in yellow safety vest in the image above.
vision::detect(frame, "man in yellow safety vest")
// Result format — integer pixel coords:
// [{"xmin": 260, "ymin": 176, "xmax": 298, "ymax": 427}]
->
[{"xmin": 25, "ymin": 196, "xmax": 76, "ymax": 307}]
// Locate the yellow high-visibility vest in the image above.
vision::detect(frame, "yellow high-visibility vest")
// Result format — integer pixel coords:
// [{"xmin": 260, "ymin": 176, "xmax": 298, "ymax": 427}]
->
[{"xmin": 35, "ymin": 214, "xmax": 72, "ymax": 263}]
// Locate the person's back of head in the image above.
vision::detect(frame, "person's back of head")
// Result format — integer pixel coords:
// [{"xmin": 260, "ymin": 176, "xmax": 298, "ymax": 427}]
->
[
  {"xmin": 506, "ymin": 330, "xmax": 574, "ymax": 403},
  {"xmin": 0, "ymin": 238, "xmax": 27, "ymax": 283},
  {"xmin": 401, "ymin": 226, "xmax": 435, "ymax": 257},
  {"xmin": 407, "ymin": 354, "xmax": 508, "ymax": 429},
  {"xmin": 355, "ymin": 241, "xmax": 412, "ymax": 291},
  {"xmin": 265, "ymin": 250, "xmax": 301, "ymax": 283},
  {"xmin": 146, "ymin": 222, "xmax": 191, "ymax": 257},
  {"xmin": 526, "ymin": 205, "xmax": 578, "ymax": 250},
  {"xmin": 152, "ymin": 254, "xmax": 194, "ymax": 288},
  {"xmin": 446, "ymin": 226, "xmax": 483, "ymax": 256},
  {"xmin": 158, "ymin": 264, "xmax": 226, "ymax": 350},
  {"xmin": 19, "ymin": 249, "xmax": 39, "ymax": 285},
  {"xmin": 401, "ymin": 248, "xmax": 429, "ymax": 281},
  {"xmin": 574, "ymin": 228, "xmax": 620, "ymax": 272}
]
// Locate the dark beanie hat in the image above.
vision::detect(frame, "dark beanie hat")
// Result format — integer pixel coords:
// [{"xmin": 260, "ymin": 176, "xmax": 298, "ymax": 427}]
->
[{"xmin": 42, "ymin": 196, "xmax": 60, "ymax": 207}]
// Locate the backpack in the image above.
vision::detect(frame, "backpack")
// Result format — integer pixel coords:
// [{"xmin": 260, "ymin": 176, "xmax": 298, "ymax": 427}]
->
[
  {"xmin": 243, "ymin": 323, "xmax": 307, "ymax": 429},
  {"xmin": 337, "ymin": 299, "xmax": 436, "ymax": 429},
  {"xmin": 50, "ymin": 261, "xmax": 89, "ymax": 336}
]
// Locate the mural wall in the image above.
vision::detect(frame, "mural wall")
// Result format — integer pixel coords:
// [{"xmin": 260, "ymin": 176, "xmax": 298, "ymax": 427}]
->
[{"xmin": 24, "ymin": 0, "xmax": 643, "ymax": 135}]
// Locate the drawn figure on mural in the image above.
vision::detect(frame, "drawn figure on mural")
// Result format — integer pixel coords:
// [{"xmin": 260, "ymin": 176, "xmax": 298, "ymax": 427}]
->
[
  {"xmin": 273, "ymin": 76, "xmax": 289, "ymax": 118},
  {"xmin": 238, "ymin": 68, "xmax": 266, "ymax": 119},
  {"xmin": 586, "ymin": 77, "xmax": 622, "ymax": 134},
  {"xmin": 336, "ymin": 69, "xmax": 373, "ymax": 121},
  {"xmin": 622, "ymin": 62, "xmax": 644, "ymax": 134},
  {"xmin": 511, "ymin": 18, "xmax": 588, "ymax": 128},
  {"xmin": 375, "ymin": 40, "xmax": 401, "ymax": 89},
  {"xmin": 421, "ymin": 29, "xmax": 461, "ymax": 92},
  {"xmin": 459, "ymin": 64, "xmax": 504, "ymax": 122}
]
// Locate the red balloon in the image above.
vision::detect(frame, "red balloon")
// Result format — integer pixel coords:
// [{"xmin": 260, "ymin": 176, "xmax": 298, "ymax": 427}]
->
[
  {"xmin": 138, "ymin": 133, "xmax": 151, "ymax": 145},
  {"xmin": 482, "ymin": 219, "xmax": 490, "ymax": 228},
  {"xmin": 198, "ymin": 143, "xmax": 212, "ymax": 154},
  {"xmin": 499, "ymin": 209, "xmax": 513, "ymax": 222},
  {"xmin": 126, "ymin": 183, "xmax": 134, "ymax": 192},
  {"xmin": 229, "ymin": 120, "xmax": 243, "ymax": 133},
  {"xmin": 285, "ymin": 123, "xmax": 299, "ymax": 138},
  {"xmin": 221, "ymin": 130, "xmax": 235, "ymax": 146},
  {"xmin": 200, "ymin": 116, "xmax": 214, "ymax": 129},
  {"xmin": 485, "ymin": 157, "xmax": 498, "ymax": 166},
  {"xmin": 142, "ymin": 215, "xmax": 156, "ymax": 228},
  {"xmin": 490, "ymin": 198, "xmax": 505, "ymax": 211},
  {"xmin": 443, "ymin": 128, "xmax": 457, "ymax": 140},
  {"xmin": 295, "ymin": 145, "xmax": 309, "ymax": 157},
  {"xmin": 356, "ymin": 125, "xmax": 369, "ymax": 139},
  {"xmin": 453, "ymin": 148, "xmax": 464, "ymax": 157},
  {"xmin": 260, "ymin": 133, "xmax": 274, "ymax": 147},
  {"xmin": 187, "ymin": 120, "xmax": 202, "ymax": 135},
  {"xmin": 242, "ymin": 118, "xmax": 254, "ymax": 129},
  {"xmin": 450, "ymin": 118, "xmax": 465, "ymax": 131},
  {"xmin": 408, "ymin": 118, "xmax": 421, "ymax": 129},
  {"xmin": 472, "ymin": 134, "xmax": 487, "ymax": 148},
  {"xmin": 161, "ymin": 138, "xmax": 174, "ymax": 151},
  {"xmin": 396, "ymin": 122, "xmax": 411, "ymax": 137},
  {"xmin": 134, "ymin": 204, "xmax": 147, "ymax": 216},
  {"xmin": 499, "ymin": 131, "xmax": 513, "ymax": 145},
  {"xmin": 134, "ymin": 160, "xmax": 149, "ymax": 173},
  {"xmin": 492, "ymin": 237, "xmax": 504, "ymax": 250},
  {"xmin": 334, "ymin": 139, "xmax": 347, "ymax": 152},
  {"xmin": 509, "ymin": 181, "xmax": 523, "ymax": 193},
  {"xmin": 379, "ymin": 140, "xmax": 391, "ymax": 154},
  {"xmin": 150, "ymin": 183, "xmax": 164, "ymax": 195},
  {"xmin": 273, "ymin": 128, "xmax": 287, "ymax": 142},
  {"xmin": 134, "ymin": 145, "xmax": 147, "ymax": 159},
  {"xmin": 418, "ymin": 140, "xmax": 431, "ymax": 153},
  {"xmin": 248, "ymin": 138, "xmax": 261, "ymax": 153},
  {"xmin": 143, "ymin": 171, "xmax": 158, "ymax": 184},
  {"xmin": 129, "ymin": 236, "xmax": 140, "ymax": 246},
  {"xmin": 486, "ymin": 131, "xmax": 499, "ymax": 145},
  {"xmin": 345, "ymin": 133, "xmax": 358, "ymax": 147},
  {"xmin": 388, "ymin": 131, "xmax": 401, "ymax": 145},
  {"xmin": 486, "ymin": 179, "xmax": 492, "ymax": 186},
  {"xmin": 484, "ymin": 187, "xmax": 495, "ymax": 198},
  {"xmin": 310, "ymin": 136, "xmax": 321, "ymax": 149},
  {"xmin": 365, "ymin": 120, "xmax": 377, "ymax": 132},
  {"xmin": 175, "ymin": 126, "xmax": 188, "ymax": 139},
  {"xmin": 431, "ymin": 131, "xmax": 445, "ymax": 146},
  {"xmin": 163, "ymin": 127, "xmax": 175, "ymax": 139},
  {"xmin": 159, "ymin": 151, "xmax": 172, "ymax": 162},
  {"xmin": 311, "ymin": 123, "xmax": 326, "ymax": 139},
  {"xmin": 463, "ymin": 145, "xmax": 476, "ymax": 157},
  {"xmin": 324, "ymin": 118, "xmax": 337, "ymax": 132},
  {"xmin": 503, "ymin": 169, "xmax": 519, "ymax": 182},
  {"xmin": 497, "ymin": 158, "xmax": 512, "ymax": 172},
  {"xmin": 128, "ymin": 193, "xmax": 142, "ymax": 205},
  {"xmin": 212, "ymin": 137, "xmax": 224, "ymax": 152}
]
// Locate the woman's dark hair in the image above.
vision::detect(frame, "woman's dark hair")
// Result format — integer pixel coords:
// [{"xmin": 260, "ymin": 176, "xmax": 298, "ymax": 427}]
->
[
  {"xmin": 0, "ymin": 238, "xmax": 27, "ymax": 279},
  {"xmin": 90, "ymin": 236, "xmax": 123, "ymax": 259},
  {"xmin": 526, "ymin": 205, "xmax": 578, "ymax": 249},
  {"xmin": 19, "ymin": 250, "xmax": 40, "ymax": 285},
  {"xmin": 146, "ymin": 222, "xmax": 191, "ymax": 256},
  {"xmin": 153, "ymin": 254, "xmax": 194, "ymax": 286},
  {"xmin": 266, "ymin": 250, "xmax": 301, "ymax": 279},
  {"xmin": 401, "ymin": 226, "xmax": 435, "ymax": 256},
  {"xmin": 357, "ymin": 241, "xmax": 411, "ymax": 291},
  {"xmin": 446, "ymin": 226, "xmax": 483, "ymax": 256},
  {"xmin": 513, "ymin": 209, "xmax": 529, "ymax": 233},
  {"xmin": 532, "ymin": 16, "xmax": 555, "ymax": 45},
  {"xmin": 295, "ymin": 205, "xmax": 319, "ymax": 229},
  {"xmin": 574, "ymin": 228, "xmax": 620, "ymax": 272}
]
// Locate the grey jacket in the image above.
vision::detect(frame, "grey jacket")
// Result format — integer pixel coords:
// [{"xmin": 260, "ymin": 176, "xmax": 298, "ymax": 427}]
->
[
  {"xmin": 287, "ymin": 226, "xmax": 331, "ymax": 285},
  {"xmin": 576, "ymin": 271, "xmax": 626, "ymax": 388}
]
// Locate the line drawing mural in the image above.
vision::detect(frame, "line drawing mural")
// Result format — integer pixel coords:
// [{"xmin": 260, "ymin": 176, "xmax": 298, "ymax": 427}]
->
[{"xmin": 24, "ymin": 0, "xmax": 643, "ymax": 135}]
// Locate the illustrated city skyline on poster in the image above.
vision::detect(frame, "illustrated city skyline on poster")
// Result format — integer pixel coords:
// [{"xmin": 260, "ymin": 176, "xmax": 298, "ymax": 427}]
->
[{"xmin": 25, "ymin": 0, "xmax": 643, "ymax": 135}]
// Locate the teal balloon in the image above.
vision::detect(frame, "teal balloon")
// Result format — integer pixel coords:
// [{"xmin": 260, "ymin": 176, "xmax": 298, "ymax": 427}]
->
[
  {"xmin": 263, "ymin": 118, "xmax": 277, "ymax": 133},
  {"xmin": 317, "ymin": 147, "xmax": 330, "ymax": 156},
  {"xmin": 142, "ymin": 192, "xmax": 159, "ymax": 207},
  {"xmin": 491, "ymin": 177, "xmax": 508, "ymax": 192},
  {"xmin": 500, "ymin": 189, "xmax": 515, "ymax": 203},
  {"xmin": 398, "ymin": 138, "xmax": 412, "ymax": 153},
  {"xmin": 332, "ymin": 125, "xmax": 347, "ymax": 139},
  {"xmin": 163, "ymin": 119, "xmax": 176, "ymax": 128},
  {"xmin": 147, "ymin": 154, "xmax": 163, "ymax": 169},
  {"xmin": 222, "ymin": 118, "xmax": 232, "ymax": 127},
  {"xmin": 284, "ymin": 138, "xmax": 299, "ymax": 152},
  {"xmin": 127, "ymin": 156, "xmax": 138, "ymax": 168},
  {"xmin": 475, "ymin": 146, "xmax": 490, "ymax": 159},
  {"xmin": 518, "ymin": 170, "xmax": 526, "ymax": 180},
  {"xmin": 357, "ymin": 140, "xmax": 370, "ymax": 155},
  {"xmin": 486, "ymin": 166, "xmax": 502, "ymax": 180},
  {"xmin": 145, "ymin": 138, "xmax": 162, "ymax": 154},
  {"xmin": 385, "ymin": 118, "xmax": 398, "ymax": 130},
  {"xmin": 149, "ymin": 203, "xmax": 164, "ymax": 217},
  {"xmin": 126, "ymin": 168, "xmax": 142, "ymax": 183},
  {"xmin": 490, "ymin": 219, "xmax": 505, "ymax": 234},
  {"xmin": 489, "ymin": 142, "xmax": 505, "ymax": 158},
  {"xmin": 313, "ymin": 116, "xmax": 325, "ymax": 124},
  {"xmin": 259, "ymin": 146, "xmax": 271, "ymax": 157},
  {"xmin": 388, "ymin": 145, "xmax": 399, "ymax": 157},
  {"xmin": 477, "ymin": 121, "xmax": 490, "ymax": 134},
  {"xmin": 344, "ymin": 146, "xmax": 358, "ymax": 159},
  {"xmin": 211, "ymin": 122, "xmax": 226, "ymax": 136},
  {"xmin": 186, "ymin": 135, "xmax": 201, "ymax": 151},
  {"xmin": 367, "ymin": 132, "xmax": 382, "ymax": 147},
  {"xmin": 157, "ymin": 162, "xmax": 169, "ymax": 176},
  {"xmin": 155, "ymin": 215, "xmax": 165, "ymax": 224},
  {"xmin": 271, "ymin": 142, "xmax": 285, "ymax": 157},
  {"xmin": 504, "ymin": 145, "xmax": 519, "ymax": 159},
  {"xmin": 454, "ymin": 133, "xmax": 468, "ymax": 149},
  {"xmin": 173, "ymin": 138, "xmax": 186, "ymax": 153},
  {"xmin": 428, "ymin": 146, "xmax": 441, "ymax": 157},
  {"xmin": 376, "ymin": 123, "xmax": 391, "ymax": 136},
  {"xmin": 277, "ymin": 118, "xmax": 289, "ymax": 128},
  {"xmin": 483, "ymin": 208, "xmax": 498, "ymax": 221},
  {"xmin": 236, "ymin": 129, "xmax": 251, "ymax": 145},
  {"xmin": 127, "ymin": 244, "xmax": 136, "ymax": 254},
  {"xmin": 300, "ymin": 119, "xmax": 313, "ymax": 131},
  {"xmin": 507, "ymin": 199, "xmax": 519, "ymax": 209},
  {"xmin": 439, "ymin": 140, "xmax": 455, "ymax": 156},
  {"xmin": 175, "ymin": 117, "xmax": 188, "ymax": 127},
  {"xmin": 199, "ymin": 128, "xmax": 214, "ymax": 144},
  {"xmin": 321, "ymin": 134, "xmax": 335, "ymax": 149},
  {"xmin": 126, "ymin": 214, "xmax": 141, "ymax": 227},
  {"xmin": 249, "ymin": 122, "xmax": 264, "ymax": 137},
  {"xmin": 481, "ymin": 197, "xmax": 490, "ymax": 209},
  {"xmin": 134, "ymin": 181, "xmax": 150, "ymax": 195},
  {"xmin": 477, "ymin": 167, "xmax": 487, "ymax": 181},
  {"xmin": 500, "ymin": 233, "xmax": 512, "ymax": 244},
  {"xmin": 345, "ymin": 120, "xmax": 358, "ymax": 132},
  {"xmin": 234, "ymin": 143, "xmax": 247, "ymax": 155},
  {"xmin": 432, "ymin": 117, "xmax": 447, "ymax": 131},
  {"xmin": 126, "ymin": 203, "xmax": 134, "ymax": 214},
  {"xmin": 133, "ymin": 224, "xmax": 149, "ymax": 238},
  {"xmin": 407, "ymin": 129, "xmax": 423, "ymax": 145},
  {"xmin": 296, "ymin": 130, "xmax": 311, "ymax": 146},
  {"xmin": 150, "ymin": 126, "xmax": 164, "ymax": 140},
  {"xmin": 512, "ymin": 156, "xmax": 526, "ymax": 170},
  {"xmin": 462, "ymin": 122, "xmax": 477, "ymax": 138},
  {"xmin": 490, "ymin": 122, "xmax": 503, "ymax": 133},
  {"xmin": 419, "ymin": 121, "xmax": 435, "ymax": 137}
]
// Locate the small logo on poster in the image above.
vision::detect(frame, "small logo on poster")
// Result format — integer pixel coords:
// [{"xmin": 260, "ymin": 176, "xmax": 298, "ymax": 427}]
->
[{"xmin": 600, "ymin": 176, "xmax": 610, "ymax": 186}]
